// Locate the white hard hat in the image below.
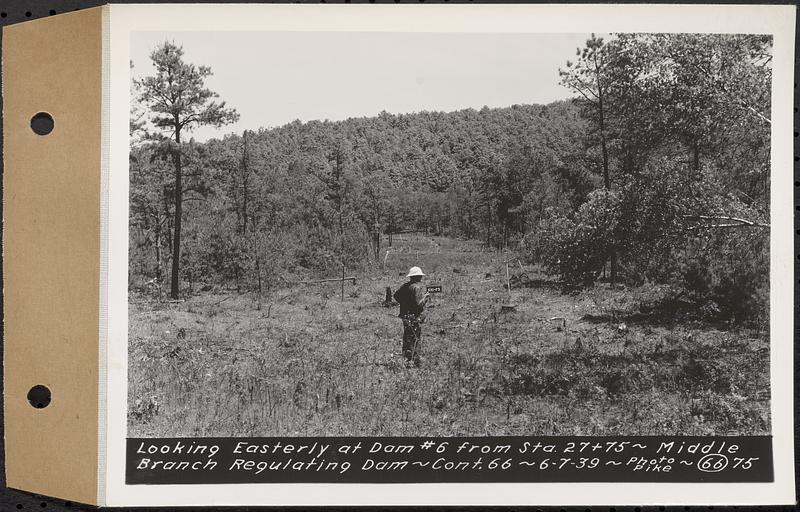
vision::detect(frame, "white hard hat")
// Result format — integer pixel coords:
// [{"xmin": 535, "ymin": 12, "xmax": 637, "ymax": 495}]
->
[{"xmin": 407, "ymin": 266, "xmax": 425, "ymax": 277}]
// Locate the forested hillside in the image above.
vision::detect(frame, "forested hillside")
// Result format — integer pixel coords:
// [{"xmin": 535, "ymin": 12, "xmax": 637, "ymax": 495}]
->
[{"xmin": 130, "ymin": 33, "xmax": 771, "ymax": 325}]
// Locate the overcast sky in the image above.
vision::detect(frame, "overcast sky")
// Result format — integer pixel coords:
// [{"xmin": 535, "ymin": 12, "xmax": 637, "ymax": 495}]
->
[{"xmin": 131, "ymin": 31, "xmax": 591, "ymax": 142}]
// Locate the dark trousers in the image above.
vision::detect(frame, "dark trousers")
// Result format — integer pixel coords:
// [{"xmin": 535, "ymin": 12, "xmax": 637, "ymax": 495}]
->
[{"xmin": 401, "ymin": 314, "xmax": 422, "ymax": 366}]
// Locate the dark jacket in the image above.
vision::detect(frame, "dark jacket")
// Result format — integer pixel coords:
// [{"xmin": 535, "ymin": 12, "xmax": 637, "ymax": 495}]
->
[{"xmin": 394, "ymin": 281, "xmax": 427, "ymax": 317}]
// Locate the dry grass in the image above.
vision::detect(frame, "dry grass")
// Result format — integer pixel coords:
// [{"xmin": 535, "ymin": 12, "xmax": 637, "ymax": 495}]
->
[{"xmin": 128, "ymin": 235, "xmax": 770, "ymax": 437}]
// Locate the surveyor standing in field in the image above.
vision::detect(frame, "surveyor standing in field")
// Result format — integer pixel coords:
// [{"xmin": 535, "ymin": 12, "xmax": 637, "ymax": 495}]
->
[{"xmin": 393, "ymin": 266, "xmax": 430, "ymax": 367}]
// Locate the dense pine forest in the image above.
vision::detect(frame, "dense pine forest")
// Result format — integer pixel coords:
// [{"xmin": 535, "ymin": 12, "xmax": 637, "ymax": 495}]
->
[{"xmin": 130, "ymin": 33, "xmax": 771, "ymax": 326}]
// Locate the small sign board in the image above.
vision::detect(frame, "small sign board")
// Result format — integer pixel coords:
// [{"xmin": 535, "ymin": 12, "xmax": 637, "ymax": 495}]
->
[{"xmin": 426, "ymin": 285, "xmax": 442, "ymax": 293}]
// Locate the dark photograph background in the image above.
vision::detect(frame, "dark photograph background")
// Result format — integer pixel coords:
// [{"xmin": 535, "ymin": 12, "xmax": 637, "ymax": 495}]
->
[{"xmin": 0, "ymin": 0, "xmax": 798, "ymax": 511}]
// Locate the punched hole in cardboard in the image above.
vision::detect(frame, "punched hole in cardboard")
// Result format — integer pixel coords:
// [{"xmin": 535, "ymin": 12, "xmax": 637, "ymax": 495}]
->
[
  {"xmin": 27, "ymin": 385, "xmax": 51, "ymax": 409},
  {"xmin": 30, "ymin": 112, "xmax": 54, "ymax": 135}
]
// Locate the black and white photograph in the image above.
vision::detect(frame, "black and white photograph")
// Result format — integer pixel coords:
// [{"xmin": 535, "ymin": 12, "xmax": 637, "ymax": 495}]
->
[{"xmin": 126, "ymin": 28, "xmax": 773, "ymax": 440}]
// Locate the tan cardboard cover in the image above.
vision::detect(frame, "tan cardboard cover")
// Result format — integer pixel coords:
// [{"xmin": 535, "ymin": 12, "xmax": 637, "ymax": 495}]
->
[{"xmin": 3, "ymin": 7, "xmax": 104, "ymax": 505}]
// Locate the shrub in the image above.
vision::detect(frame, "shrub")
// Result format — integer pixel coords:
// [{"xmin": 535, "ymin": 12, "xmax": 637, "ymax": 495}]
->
[
  {"xmin": 529, "ymin": 158, "xmax": 768, "ymax": 325},
  {"xmin": 529, "ymin": 188, "xmax": 622, "ymax": 286}
]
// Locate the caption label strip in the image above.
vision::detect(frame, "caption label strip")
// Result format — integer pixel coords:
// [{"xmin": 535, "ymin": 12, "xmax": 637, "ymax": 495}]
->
[{"xmin": 127, "ymin": 436, "xmax": 772, "ymax": 484}]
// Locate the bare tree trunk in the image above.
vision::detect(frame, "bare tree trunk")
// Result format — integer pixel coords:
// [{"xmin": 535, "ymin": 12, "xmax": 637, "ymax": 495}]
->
[
  {"xmin": 466, "ymin": 200, "xmax": 473, "ymax": 238},
  {"xmin": 241, "ymin": 131, "xmax": 250, "ymax": 235},
  {"xmin": 595, "ymin": 55, "xmax": 611, "ymax": 191},
  {"xmin": 336, "ymin": 148, "xmax": 344, "ymax": 266},
  {"xmin": 170, "ymin": 127, "xmax": 183, "ymax": 300},
  {"xmin": 610, "ymin": 251, "xmax": 617, "ymax": 288},
  {"xmin": 599, "ymin": 114, "xmax": 611, "ymax": 189},
  {"xmin": 602, "ymin": 124, "xmax": 616, "ymax": 286},
  {"xmin": 594, "ymin": 55, "xmax": 615, "ymax": 287},
  {"xmin": 163, "ymin": 194, "xmax": 173, "ymax": 256},
  {"xmin": 154, "ymin": 214, "xmax": 162, "ymax": 287},
  {"xmin": 256, "ymin": 254, "xmax": 263, "ymax": 295},
  {"xmin": 486, "ymin": 202, "xmax": 491, "ymax": 248}
]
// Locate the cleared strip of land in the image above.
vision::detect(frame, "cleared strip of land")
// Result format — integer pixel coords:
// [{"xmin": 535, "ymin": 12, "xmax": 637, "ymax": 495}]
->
[{"xmin": 128, "ymin": 235, "xmax": 769, "ymax": 437}]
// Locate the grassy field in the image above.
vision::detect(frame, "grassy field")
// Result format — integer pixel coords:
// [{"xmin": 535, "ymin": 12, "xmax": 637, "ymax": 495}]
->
[{"xmin": 128, "ymin": 234, "xmax": 770, "ymax": 437}]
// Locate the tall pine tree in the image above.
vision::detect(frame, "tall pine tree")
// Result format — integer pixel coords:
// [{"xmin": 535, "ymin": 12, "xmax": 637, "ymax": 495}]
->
[{"xmin": 136, "ymin": 42, "xmax": 239, "ymax": 298}]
